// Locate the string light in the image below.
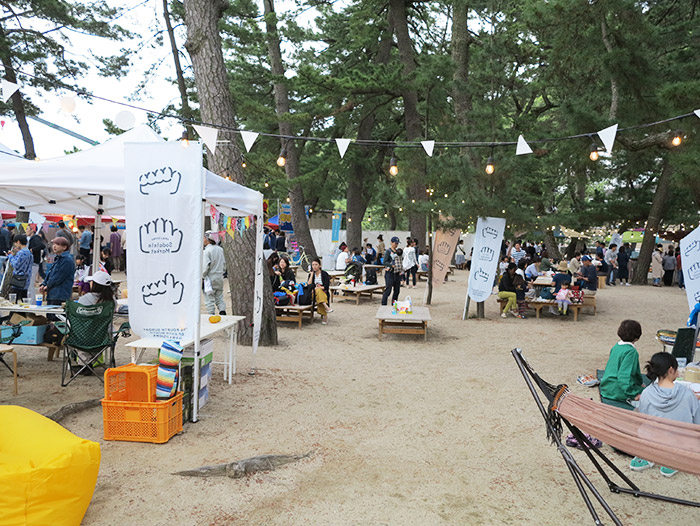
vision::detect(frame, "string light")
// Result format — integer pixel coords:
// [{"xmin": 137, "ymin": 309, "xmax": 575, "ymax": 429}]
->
[
  {"xmin": 277, "ymin": 146, "xmax": 287, "ymax": 167},
  {"xmin": 286, "ymin": 197, "xmax": 290, "ymax": 203},
  {"xmin": 485, "ymin": 148, "xmax": 495, "ymax": 175},
  {"xmin": 389, "ymin": 154, "xmax": 398, "ymax": 176},
  {"xmin": 180, "ymin": 129, "xmax": 189, "ymax": 148},
  {"xmin": 264, "ymin": 181, "xmax": 269, "ymax": 188},
  {"xmin": 589, "ymin": 142, "xmax": 599, "ymax": 161},
  {"xmin": 671, "ymin": 131, "xmax": 682, "ymax": 147},
  {"xmin": 241, "ymin": 155, "xmax": 247, "ymax": 168}
]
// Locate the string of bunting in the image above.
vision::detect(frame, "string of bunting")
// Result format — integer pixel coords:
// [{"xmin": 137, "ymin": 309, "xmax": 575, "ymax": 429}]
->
[
  {"xmin": 210, "ymin": 204, "xmax": 254, "ymax": 240},
  {"xmin": 3, "ymin": 68, "xmax": 699, "ymax": 163}
]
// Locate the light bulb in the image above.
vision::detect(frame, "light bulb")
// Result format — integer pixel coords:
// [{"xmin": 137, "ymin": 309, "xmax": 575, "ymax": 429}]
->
[
  {"xmin": 277, "ymin": 147, "xmax": 287, "ymax": 167},
  {"xmin": 589, "ymin": 142, "xmax": 599, "ymax": 161},
  {"xmin": 389, "ymin": 156, "xmax": 398, "ymax": 176},
  {"xmin": 241, "ymin": 156, "xmax": 247, "ymax": 168},
  {"xmin": 264, "ymin": 181, "xmax": 269, "ymax": 188},
  {"xmin": 671, "ymin": 133, "xmax": 682, "ymax": 147},
  {"xmin": 485, "ymin": 156, "xmax": 495, "ymax": 175}
]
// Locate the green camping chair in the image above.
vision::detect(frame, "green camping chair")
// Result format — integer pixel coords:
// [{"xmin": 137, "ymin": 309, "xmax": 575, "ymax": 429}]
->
[{"xmin": 60, "ymin": 301, "xmax": 130, "ymax": 387}]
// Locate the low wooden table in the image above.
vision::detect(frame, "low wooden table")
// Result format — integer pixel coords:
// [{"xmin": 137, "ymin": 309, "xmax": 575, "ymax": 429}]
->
[
  {"xmin": 275, "ymin": 304, "xmax": 314, "ymax": 329},
  {"xmin": 375, "ymin": 306, "xmax": 431, "ymax": 341},
  {"xmin": 329, "ymin": 284, "xmax": 385, "ymax": 305},
  {"xmin": 364, "ymin": 264, "xmax": 386, "ymax": 273}
]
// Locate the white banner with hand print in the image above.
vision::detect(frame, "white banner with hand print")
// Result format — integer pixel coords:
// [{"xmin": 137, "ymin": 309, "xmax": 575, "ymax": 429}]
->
[
  {"xmin": 467, "ymin": 216, "xmax": 506, "ymax": 303},
  {"xmin": 125, "ymin": 142, "xmax": 203, "ymax": 341},
  {"xmin": 680, "ymin": 225, "xmax": 700, "ymax": 311}
]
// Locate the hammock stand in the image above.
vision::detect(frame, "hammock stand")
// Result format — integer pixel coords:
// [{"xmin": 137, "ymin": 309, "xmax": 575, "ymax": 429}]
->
[{"xmin": 512, "ymin": 348, "xmax": 699, "ymax": 526}]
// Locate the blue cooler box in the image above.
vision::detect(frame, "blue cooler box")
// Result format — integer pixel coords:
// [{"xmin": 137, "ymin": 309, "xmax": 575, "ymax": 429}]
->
[{"xmin": 0, "ymin": 324, "xmax": 48, "ymax": 345}]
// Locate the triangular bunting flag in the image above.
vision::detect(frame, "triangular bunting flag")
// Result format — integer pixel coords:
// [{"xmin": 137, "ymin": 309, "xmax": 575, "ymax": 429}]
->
[
  {"xmin": 111, "ymin": 216, "xmax": 118, "ymax": 226},
  {"xmin": 694, "ymin": 109, "xmax": 700, "ymax": 119},
  {"xmin": 244, "ymin": 216, "xmax": 251, "ymax": 229},
  {"xmin": 240, "ymin": 130, "xmax": 259, "ymax": 152},
  {"xmin": 219, "ymin": 230, "xmax": 226, "ymax": 238},
  {"xmin": 227, "ymin": 229, "xmax": 235, "ymax": 240},
  {"xmin": 421, "ymin": 140, "xmax": 435, "ymax": 157},
  {"xmin": 335, "ymin": 138, "xmax": 351, "ymax": 158},
  {"xmin": 193, "ymin": 124, "xmax": 219, "ymax": 154},
  {"xmin": 516, "ymin": 135, "xmax": 533, "ymax": 155},
  {"xmin": 1, "ymin": 79, "xmax": 19, "ymax": 103},
  {"xmin": 597, "ymin": 124, "xmax": 618, "ymax": 153},
  {"xmin": 209, "ymin": 204, "xmax": 219, "ymax": 223}
]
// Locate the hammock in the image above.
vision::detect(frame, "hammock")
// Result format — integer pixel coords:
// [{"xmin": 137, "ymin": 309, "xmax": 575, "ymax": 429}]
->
[
  {"xmin": 512, "ymin": 348, "xmax": 699, "ymax": 526},
  {"xmin": 556, "ymin": 391, "xmax": 700, "ymax": 475}
]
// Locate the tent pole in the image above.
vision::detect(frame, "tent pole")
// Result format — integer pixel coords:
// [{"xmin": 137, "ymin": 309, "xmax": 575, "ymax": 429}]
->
[
  {"xmin": 192, "ymin": 199, "xmax": 205, "ymax": 422},
  {"xmin": 92, "ymin": 196, "xmax": 103, "ymax": 273}
]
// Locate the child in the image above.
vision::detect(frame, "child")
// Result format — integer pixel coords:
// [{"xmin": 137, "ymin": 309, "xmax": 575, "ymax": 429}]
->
[
  {"xmin": 630, "ymin": 352, "xmax": 700, "ymax": 476},
  {"xmin": 74, "ymin": 254, "xmax": 90, "ymax": 295},
  {"xmin": 512, "ymin": 272, "xmax": 528, "ymax": 318},
  {"xmin": 555, "ymin": 281, "xmax": 572, "ymax": 315},
  {"xmin": 600, "ymin": 320, "xmax": 646, "ymax": 409}
]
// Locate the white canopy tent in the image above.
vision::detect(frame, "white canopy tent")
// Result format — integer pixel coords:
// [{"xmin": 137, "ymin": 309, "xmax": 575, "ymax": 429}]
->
[{"xmin": 0, "ymin": 126, "xmax": 264, "ymax": 420}]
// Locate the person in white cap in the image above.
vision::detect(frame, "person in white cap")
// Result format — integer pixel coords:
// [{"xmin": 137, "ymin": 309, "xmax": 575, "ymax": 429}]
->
[
  {"xmin": 203, "ymin": 233, "xmax": 226, "ymax": 315},
  {"xmin": 78, "ymin": 271, "xmax": 114, "ymax": 306}
]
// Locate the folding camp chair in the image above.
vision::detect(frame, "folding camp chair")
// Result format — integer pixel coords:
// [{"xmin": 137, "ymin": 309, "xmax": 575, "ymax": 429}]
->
[
  {"xmin": 512, "ymin": 349, "xmax": 699, "ymax": 526},
  {"xmin": 0, "ymin": 318, "xmax": 30, "ymax": 394},
  {"xmin": 671, "ymin": 326, "xmax": 699, "ymax": 364},
  {"xmin": 60, "ymin": 301, "xmax": 130, "ymax": 387}
]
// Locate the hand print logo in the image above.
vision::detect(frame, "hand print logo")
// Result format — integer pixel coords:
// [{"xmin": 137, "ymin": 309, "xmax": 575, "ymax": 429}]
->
[
  {"xmin": 436, "ymin": 241, "xmax": 451, "ymax": 255},
  {"xmin": 142, "ymin": 273, "xmax": 184, "ymax": 306},
  {"xmin": 482, "ymin": 226, "xmax": 498, "ymax": 239},
  {"xmin": 474, "ymin": 268, "xmax": 490, "ymax": 282},
  {"xmin": 684, "ymin": 240, "xmax": 700, "ymax": 258},
  {"xmin": 434, "ymin": 260, "xmax": 445, "ymax": 272},
  {"xmin": 479, "ymin": 246, "xmax": 495, "ymax": 262},
  {"xmin": 688, "ymin": 262, "xmax": 700, "ymax": 281},
  {"xmin": 139, "ymin": 218, "xmax": 183, "ymax": 254},
  {"xmin": 139, "ymin": 167, "xmax": 182, "ymax": 195}
]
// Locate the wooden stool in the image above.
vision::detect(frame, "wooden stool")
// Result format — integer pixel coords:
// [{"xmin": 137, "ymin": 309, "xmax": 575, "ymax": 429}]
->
[
  {"xmin": 597, "ymin": 275, "xmax": 606, "ymax": 289},
  {"xmin": 0, "ymin": 344, "xmax": 18, "ymax": 395}
]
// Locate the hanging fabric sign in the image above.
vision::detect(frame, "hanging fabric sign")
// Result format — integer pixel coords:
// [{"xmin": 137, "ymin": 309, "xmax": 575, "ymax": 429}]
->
[
  {"xmin": 680, "ymin": 225, "xmax": 700, "ymax": 311},
  {"xmin": 125, "ymin": 142, "xmax": 203, "ymax": 341},
  {"xmin": 467, "ymin": 217, "xmax": 506, "ymax": 303},
  {"xmin": 431, "ymin": 228, "xmax": 460, "ymax": 287}
]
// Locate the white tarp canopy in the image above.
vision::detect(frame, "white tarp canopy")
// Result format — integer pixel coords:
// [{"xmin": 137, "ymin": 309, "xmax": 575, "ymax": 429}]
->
[
  {"xmin": 0, "ymin": 125, "xmax": 261, "ymax": 219},
  {"xmin": 0, "ymin": 127, "xmax": 265, "ymax": 405}
]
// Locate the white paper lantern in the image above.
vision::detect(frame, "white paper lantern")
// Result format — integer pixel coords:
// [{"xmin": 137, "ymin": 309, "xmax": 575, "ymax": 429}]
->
[
  {"xmin": 60, "ymin": 96, "xmax": 76, "ymax": 114},
  {"xmin": 115, "ymin": 110, "xmax": 135, "ymax": 130}
]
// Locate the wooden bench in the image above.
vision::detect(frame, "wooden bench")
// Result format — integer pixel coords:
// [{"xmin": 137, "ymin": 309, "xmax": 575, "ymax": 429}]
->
[
  {"xmin": 375, "ymin": 306, "xmax": 431, "ymax": 341},
  {"xmin": 497, "ymin": 298, "xmax": 584, "ymax": 321},
  {"xmin": 275, "ymin": 304, "xmax": 314, "ymax": 329}
]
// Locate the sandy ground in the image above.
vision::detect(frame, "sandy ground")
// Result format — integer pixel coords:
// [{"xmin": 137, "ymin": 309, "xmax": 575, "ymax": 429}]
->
[{"xmin": 2, "ymin": 270, "xmax": 699, "ymax": 526}]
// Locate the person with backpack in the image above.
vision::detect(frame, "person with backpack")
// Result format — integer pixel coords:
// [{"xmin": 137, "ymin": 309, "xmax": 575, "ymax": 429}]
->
[
  {"xmin": 307, "ymin": 257, "xmax": 333, "ymax": 324},
  {"xmin": 381, "ymin": 237, "xmax": 403, "ymax": 306}
]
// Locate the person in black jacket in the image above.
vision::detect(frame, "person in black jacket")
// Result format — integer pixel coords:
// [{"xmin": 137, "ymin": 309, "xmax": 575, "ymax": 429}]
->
[
  {"xmin": 275, "ymin": 230, "xmax": 287, "ymax": 253},
  {"xmin": 307, "ymin": 257, "xmax": 333, "ymax": 324},
  {"xmin": 270, "ymin": 255, "xmax": 295, "ymax": 292},
  {"xmin": 498, "ymin": 262, "xmax": 521, "ymax": 318},
  {"xmin": 26, "ymin": 225, "xmax": 45, "ymax": 298}
]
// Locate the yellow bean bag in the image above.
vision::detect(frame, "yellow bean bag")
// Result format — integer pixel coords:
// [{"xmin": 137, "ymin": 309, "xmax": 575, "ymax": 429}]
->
[{"xmin": 0, "ymin": 405, "xmax": 101, "ymax": 526}]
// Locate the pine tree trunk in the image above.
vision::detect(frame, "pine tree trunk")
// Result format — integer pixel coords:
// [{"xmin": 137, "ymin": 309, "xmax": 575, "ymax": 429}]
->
[
  {"xmin": 0, "ymin": 35, "xmax": 36, "ymax": 159},
  {"xmin": 163, "ymin": 0, "xmax": 193, "ymax": 133},
  {"xmin": 632, "ymin": 159, "xmax": 673, "ymax": 285},
  {"xmin": 544, "ymin": 230, "xmax": 562, "ymax": 261},
  {"xmin": 345, "ymin": 22, "xmax": 393, "ymax": 252},
  {"xmin": 262, "ymin": 0, "xmax": 317, "ymax": 260},
  {"xmin": 389, "ymin": 0, "xmax": 427, "ymax": 244},
  {"xmin": 183, "ymin": 0, "xmax": 277, "ymax": 345}
]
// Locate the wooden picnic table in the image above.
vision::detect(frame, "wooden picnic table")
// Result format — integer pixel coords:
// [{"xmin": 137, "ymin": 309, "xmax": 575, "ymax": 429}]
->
[
  {"xmin": 375, "ymin": 306, "xmax": 431, "ymax": 341},
  {"xmin": 364, "ymin": 264, "xmax": 386, "ymax": 272},
  {"xmin": 275, "ymin": 304, "xmax": 314, "ymax": 329},
  {"xmin": 329, "ymin": 284, "xmax": 385, "ymax": 305}
]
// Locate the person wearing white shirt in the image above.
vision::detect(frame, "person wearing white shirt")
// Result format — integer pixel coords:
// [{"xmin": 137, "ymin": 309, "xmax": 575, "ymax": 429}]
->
[{"xmin": 335, "ymin": 245, "xmax": 350, "ymax": 271}]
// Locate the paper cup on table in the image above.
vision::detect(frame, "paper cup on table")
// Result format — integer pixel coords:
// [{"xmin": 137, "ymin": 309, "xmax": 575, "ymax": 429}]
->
[
  {"xmin": 8, "ymin": 293, "xmax": 16, "ymax": 303},
  {"xmin": 35, "ymin": 294, "xmax": 43, "ymax": 307}
]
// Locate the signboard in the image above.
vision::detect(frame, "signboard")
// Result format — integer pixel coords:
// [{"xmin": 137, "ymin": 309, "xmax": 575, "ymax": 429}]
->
[
  {"xmin": 680, "ymin": 225, "xmax": 700, "ymax": 311},
  {"xmin": 279, "ymin": 203, "xmax": 293, "ymax": 231},
  {"xmin": 467, "ymin": 217, "xmax": 506, "ymax": 303},
  {"xmin": 331, "ymin": 211, "xmax": 342, "ymax": 243},
  {"xmin": 431, "ymin": 228, "xmax": 460, "ymax": 287},
  {"xmin": 125, "ymin": 142, "xmax": 203, "ymax": 341}
]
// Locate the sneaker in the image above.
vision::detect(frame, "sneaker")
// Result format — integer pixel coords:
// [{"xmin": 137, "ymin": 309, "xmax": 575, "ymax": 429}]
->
[
  {"xmin": 501, "ymin": 313, "xmax": 507, "ymax": 318},
  {"xmin": 630, "ymin": 457, "xmax": 654, "ymax": 471},
  {"xmin": 510, "ymin": 310, "xmax": 519, "ymax": 318},
  {"xmin": 577, "ymin": 375, "xmax": 600, "ymax": 387},
  {"xmin": 625, "ymin": 283, "xmax": 630, "ymax": 286},
  {"xmin": 326, "ymin": 308, "xmax": 334, "ymax": 313},
  {"xmin": 660, "ymin": 466, "xmax": 678, "ymax": 477},
  {"xmin": 219, "ymin": 310, "xmax": 227, "ymax": 315},
  {"xmin": 321, "ymin": 321, "xmax": 328, "ymax": 325}
]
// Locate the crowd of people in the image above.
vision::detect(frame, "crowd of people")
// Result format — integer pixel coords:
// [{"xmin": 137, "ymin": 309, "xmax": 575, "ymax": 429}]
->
[
  {"xmin": 495, "ymin": 238, "xmax": 684, "ymax": 320},
  {"xmin": 0, "ymin": 220, "xmax": 125, "ymax": 307}
]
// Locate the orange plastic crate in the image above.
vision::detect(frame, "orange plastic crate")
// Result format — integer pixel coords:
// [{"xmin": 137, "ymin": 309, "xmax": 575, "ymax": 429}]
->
[
  {"xmin": 104, "ymin": 364, "xmax": 158, "ymax": 402},
  {"xmin": 101, "ymin": 392, "xmax": 183, "ymax": 444}
]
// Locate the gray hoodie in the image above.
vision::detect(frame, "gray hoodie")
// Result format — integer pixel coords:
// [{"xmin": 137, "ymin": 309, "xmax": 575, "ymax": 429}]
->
[{"xmin": 639, "ymin": 382, "xmax": 700, "ymax": 425}]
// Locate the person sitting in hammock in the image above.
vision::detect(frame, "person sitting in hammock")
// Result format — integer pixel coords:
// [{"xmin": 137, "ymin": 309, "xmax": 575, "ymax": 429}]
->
[
  {"xmin": 630, "ymin": 352, "xmax": 700, "ymax": 477},
  {"xmin": 600, "ymin": 320, "xmax": 648, "ymax": 410}
]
